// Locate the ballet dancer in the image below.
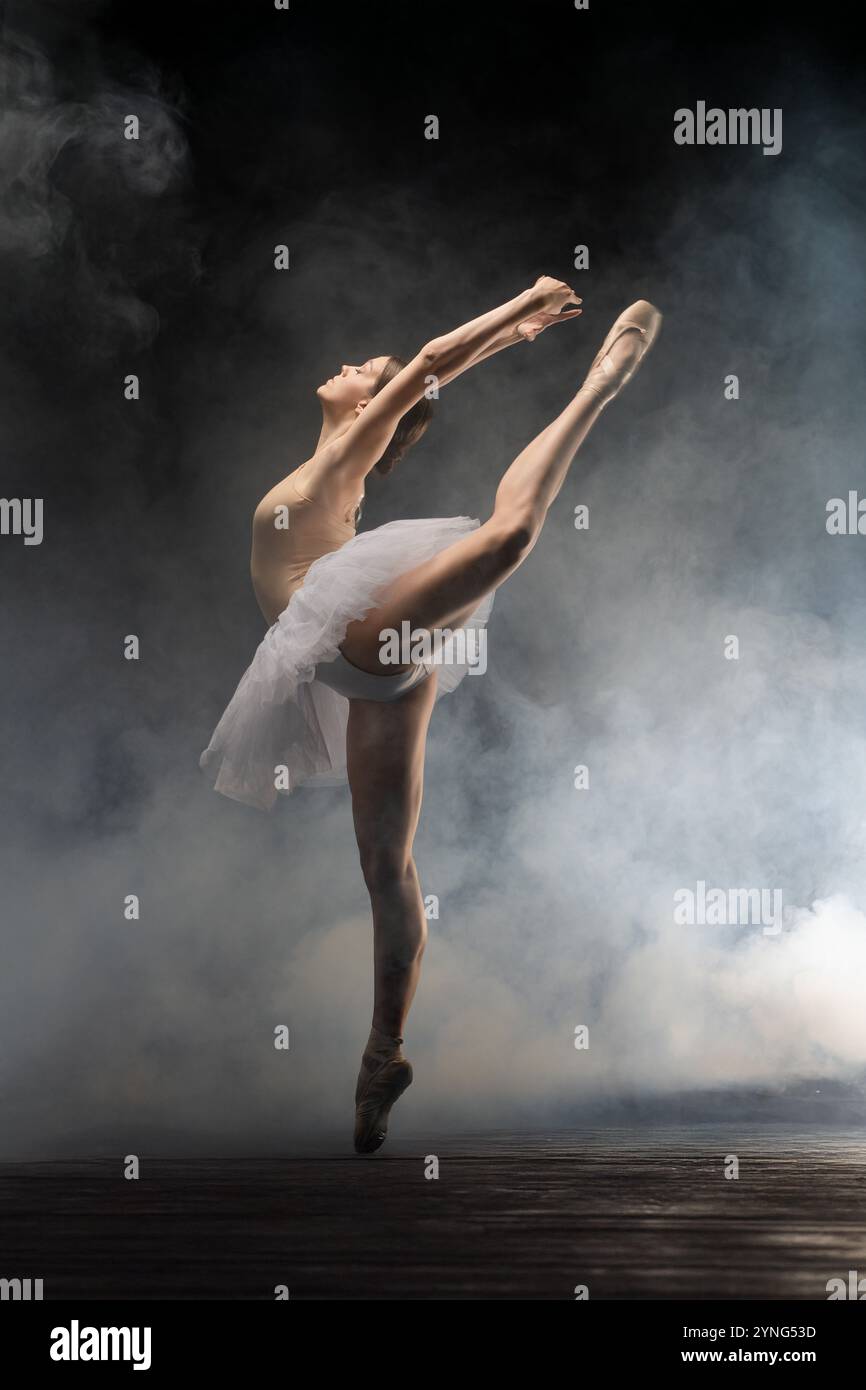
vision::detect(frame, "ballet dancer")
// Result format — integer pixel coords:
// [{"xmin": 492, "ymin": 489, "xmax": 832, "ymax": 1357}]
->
[{"xmin": 201, "ymin": 276, "xmax": 662, "ymax": 1152}]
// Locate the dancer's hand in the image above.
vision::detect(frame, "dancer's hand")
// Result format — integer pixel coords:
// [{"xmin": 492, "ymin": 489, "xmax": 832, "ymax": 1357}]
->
[
  {"xmin": 516, "ymin": 306, "xmax": 582, "ymax": 342},
  {"xmin": 530, "ymin": 274, "xmax": 582, "ymax": 314}
]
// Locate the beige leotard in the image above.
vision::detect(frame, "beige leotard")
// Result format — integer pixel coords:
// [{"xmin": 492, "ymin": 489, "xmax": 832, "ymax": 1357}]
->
[{"xmin": 251, "ymin": 463, "xmax": 361, "ymax": 625}]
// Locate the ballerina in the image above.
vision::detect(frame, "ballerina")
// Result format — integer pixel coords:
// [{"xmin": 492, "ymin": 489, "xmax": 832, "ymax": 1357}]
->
[{"xmin": 201, "ymin": 275, "xmax": 661, "ymax": 1152}]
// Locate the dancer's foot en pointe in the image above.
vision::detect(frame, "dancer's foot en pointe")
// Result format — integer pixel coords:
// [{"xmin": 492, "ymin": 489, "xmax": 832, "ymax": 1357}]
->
[
  {"xmin": 579, "ymin": 299, "xmax": 662, "ymax": 407},
  {"xmin": 353, "ymin": 1026, "xmax": 413, "ymax": 1154}
]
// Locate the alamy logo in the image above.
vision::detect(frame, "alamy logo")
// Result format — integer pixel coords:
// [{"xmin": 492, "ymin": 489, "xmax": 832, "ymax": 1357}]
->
[
  {"xmin": 379, "ymin": 621, "xmax": 487, "ymax": 674},
  {"xmin": 674, "ymin": 103, "xmax": 782, "ymax": 156},
  {"xmin": 50, "ymin": 1320, "xmax": 152, "ymax": 1371},
  {"xmin": 0, "ymin": 497, "xmax": 43, "ymax": 545},
  {"xmin": 826, "ymin": 1270, "xmax": 866, "ymax": 1300},
  {"xmin": 0, "ymin": 1276, "xmax": 43, "ymax": 1299},
  {"xmin": 674, "ymin": 880, "xmax": 783, "ymax": 936},
  {"xmin": 826, "ymin": 492, "xmax": 866, "ymax": 534}
]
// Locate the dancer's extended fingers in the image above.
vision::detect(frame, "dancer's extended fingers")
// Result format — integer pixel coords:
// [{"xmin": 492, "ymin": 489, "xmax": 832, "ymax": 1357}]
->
[{"xmin": 518, "ymin": 307, "xmax": 582, "ymax": 339}]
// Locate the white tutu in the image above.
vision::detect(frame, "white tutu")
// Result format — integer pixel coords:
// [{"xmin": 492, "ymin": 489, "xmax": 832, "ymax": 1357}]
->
[{"xmin": 200, "ymin": 516, "xmax": 494, "ymax": 810}]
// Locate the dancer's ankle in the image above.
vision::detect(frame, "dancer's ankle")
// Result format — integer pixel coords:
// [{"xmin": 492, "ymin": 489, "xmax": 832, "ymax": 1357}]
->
[
  {"xmin": 576, "ymin": 381, "xmax": 613, "ymax": 407},
  {"xmin": 362, "ymin": 1024, "xmax": 404, "ymax": 1066}
]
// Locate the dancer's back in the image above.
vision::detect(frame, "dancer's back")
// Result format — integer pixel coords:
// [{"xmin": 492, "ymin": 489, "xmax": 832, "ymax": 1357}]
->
[{"xmin": 251, "ymin": 462, "xmax": 358, "ymax": 625}]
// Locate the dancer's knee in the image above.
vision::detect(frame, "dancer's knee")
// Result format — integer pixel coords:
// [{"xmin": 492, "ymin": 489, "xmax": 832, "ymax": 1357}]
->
[
  {"xmin": 358, "ymin": 841, "xmax": 415, "ymax": 896},
  {"xmin": 488, "ymin": 506, "xmax": 539, "ymax": 569}
]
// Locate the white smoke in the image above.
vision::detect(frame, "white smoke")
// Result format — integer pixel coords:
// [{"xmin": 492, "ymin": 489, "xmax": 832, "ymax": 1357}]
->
[
  {"xmin": 0, "ymin": 28, "xmax": 193, "ymax": 354},
  {"xmin": 2, "ymin": 16, "xmax": 865, "ymax": 1156}
]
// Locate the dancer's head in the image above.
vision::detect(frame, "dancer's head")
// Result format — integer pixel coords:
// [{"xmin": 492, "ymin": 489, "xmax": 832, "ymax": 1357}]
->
[{"xmin": 317, "ymin": 356, "xmax": 433, "ymax": 475}]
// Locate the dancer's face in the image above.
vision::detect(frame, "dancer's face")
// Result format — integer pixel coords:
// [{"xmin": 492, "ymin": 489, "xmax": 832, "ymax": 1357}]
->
[{"xmin": 317, "ymin": 357, "xmax": 389, "ymax": 415}]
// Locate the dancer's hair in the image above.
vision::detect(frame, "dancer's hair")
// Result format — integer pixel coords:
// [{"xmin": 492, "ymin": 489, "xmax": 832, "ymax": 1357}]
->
[{"xmin": 370, "ymin": 356, "xmax": 434, "ymax": 475}]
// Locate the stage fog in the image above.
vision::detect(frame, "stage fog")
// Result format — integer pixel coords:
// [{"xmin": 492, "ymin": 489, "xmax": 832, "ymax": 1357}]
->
[{"xmin": 2, "ymin": 3, "xmax": 865, "ymax": 1155}]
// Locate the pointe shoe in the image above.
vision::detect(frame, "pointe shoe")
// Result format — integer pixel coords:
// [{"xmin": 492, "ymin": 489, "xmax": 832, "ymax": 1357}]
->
[
  {"xmin": 353, "ymin": 1055, "xmax": 413, "ymax": 1154},
  {"xmin": 580, "ymin": 299, "xmax": 663, "ymax": 406}
]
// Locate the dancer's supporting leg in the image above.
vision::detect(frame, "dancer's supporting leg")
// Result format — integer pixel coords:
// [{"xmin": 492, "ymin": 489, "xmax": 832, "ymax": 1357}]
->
[
  {"xmin": 346, "ymin": 673, "xmax": 437, "ymax": 1153},
  {"xmin": 342, "ymin": 302, "xmax": 662, "ymax": 674}
]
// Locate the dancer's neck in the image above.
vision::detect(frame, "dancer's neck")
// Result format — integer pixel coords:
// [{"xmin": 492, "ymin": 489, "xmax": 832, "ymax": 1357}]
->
[{"xmin": 316, "ymin": 406, "xmax": 356, "ymax": 454}]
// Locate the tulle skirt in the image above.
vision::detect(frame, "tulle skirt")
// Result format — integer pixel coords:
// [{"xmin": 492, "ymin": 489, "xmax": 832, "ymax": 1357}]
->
[{"xmin": 200, "ymin": 516, "xmax": 494, "ymax": 810}]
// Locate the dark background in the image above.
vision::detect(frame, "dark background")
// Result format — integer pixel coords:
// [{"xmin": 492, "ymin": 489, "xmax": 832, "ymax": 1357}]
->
[{"xmin": 2, "ymin": 0, "xmax": 865, "ymax": 1156}]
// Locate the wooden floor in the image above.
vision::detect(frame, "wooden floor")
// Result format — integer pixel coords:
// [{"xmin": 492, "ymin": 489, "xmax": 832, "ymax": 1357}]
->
[{"xmin": 1, "ymin": 1128, "xmax": 864, "ymax": 1299}]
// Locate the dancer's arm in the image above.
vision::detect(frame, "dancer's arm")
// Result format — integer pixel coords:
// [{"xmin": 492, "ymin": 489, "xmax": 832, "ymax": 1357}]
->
[
  {"xmin": 420, "ymin": 278, "xmax": 581, "ymax": 383},
  {"xmin": 326, "ymin": 277, "xmax": 580, "ymax": 480},
  {"xmin": 435, "ymin": 306, "xmax": 582, "ymax": 387}
]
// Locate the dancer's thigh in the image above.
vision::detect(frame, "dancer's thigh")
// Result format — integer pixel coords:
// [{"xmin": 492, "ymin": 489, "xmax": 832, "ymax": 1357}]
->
[
  {"xmin": 345, "ymin": 673, "xmax": 438, "ymax": 867},
  {"xmin": 341, "ymin": 517, "xmax": 516, "ymax": 675}
]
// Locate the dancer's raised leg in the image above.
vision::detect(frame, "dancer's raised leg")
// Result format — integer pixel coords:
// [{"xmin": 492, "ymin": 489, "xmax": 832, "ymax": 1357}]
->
[{"xmin": 341, "ymin": 301, "xmax": 662, "ymax": 673}]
